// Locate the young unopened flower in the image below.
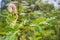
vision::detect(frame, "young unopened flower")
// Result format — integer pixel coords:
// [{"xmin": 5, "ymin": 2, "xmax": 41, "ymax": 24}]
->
[{"xmin": 8, "ymin": 2, "xmax": 17, "ymax": 13}]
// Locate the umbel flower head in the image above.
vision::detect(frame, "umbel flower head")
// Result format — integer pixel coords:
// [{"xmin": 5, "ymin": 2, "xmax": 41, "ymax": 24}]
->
[{"xmin": 8, "ymin": 2, "xmax": 17, "ymax": 13}]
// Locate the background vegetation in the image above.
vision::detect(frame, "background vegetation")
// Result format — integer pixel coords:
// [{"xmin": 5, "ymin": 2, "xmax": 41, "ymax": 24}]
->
[{"xmin": 0, "ymin": 0, "xmax": 60, "ymax": 40}]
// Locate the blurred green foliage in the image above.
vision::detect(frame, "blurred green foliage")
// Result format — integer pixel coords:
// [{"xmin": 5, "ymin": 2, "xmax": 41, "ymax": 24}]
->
[{"xmin": 0, "ymin": 0, "xmax": 60, "ymax": 40}]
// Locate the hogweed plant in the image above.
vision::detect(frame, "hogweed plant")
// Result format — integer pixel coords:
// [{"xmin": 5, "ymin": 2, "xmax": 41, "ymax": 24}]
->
[{"xmin": 0, "ymin": 0, "xmax": 59, "ymax": 40}]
